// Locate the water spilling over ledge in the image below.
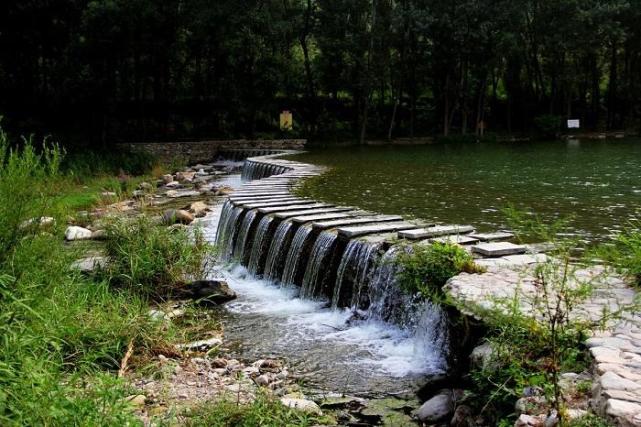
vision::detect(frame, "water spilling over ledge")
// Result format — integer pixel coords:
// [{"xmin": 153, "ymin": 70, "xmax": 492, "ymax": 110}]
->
[{"xmin": 209, "ymin": 150, "xmax": 549, "ymax": 394}]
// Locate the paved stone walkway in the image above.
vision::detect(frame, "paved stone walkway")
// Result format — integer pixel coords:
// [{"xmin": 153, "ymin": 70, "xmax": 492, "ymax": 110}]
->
[{"xmin": 446, "ymin": 264, "xmax": 641, "ymax": 426}]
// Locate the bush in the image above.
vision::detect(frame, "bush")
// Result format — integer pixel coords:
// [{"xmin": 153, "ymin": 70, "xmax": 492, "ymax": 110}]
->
[
  {"xmin": 103, "ymin": 216, "xmax": 213, "ymax": 297},
  {"xmin": 396, "ymin": 242, "xmax": 482, "ymax": 297},
  {"xmin": 0, "ymin": 126, "xmax": 63, "ymax": 266}
]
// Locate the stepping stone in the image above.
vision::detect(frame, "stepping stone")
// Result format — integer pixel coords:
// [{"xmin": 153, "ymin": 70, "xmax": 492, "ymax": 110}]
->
[
  {"xmin": 311, "ymin": 215, "xmax": 403, "ymax": 230},
  {"xmin": 472, "ymin": 242, "xmax": 527, "ymax": 257},
  {"xmin": 230, "ymin": 197, "xmax": 298, "ymax": 205},
  {"xmin": 229, "ymin": 195, "xmax": 296, "ymax": 202},
  {"xmin": 469, "ymin": 231, "xmax": 514, "ymax": 242},
  {"xmin": 258, "ymin": 203, "xmax": 331, "ymax": 214},
  {"xmin": 337, "ymin": 222, "xmax": 417, "ymax": 238},
  {"xmin": 240, "ymin": 200, "xmax": 314, "ymax": 209},
  {"xmin": 274, "ymin": 207, "xmax": 353, "ymax": 219},
  {"xmin": 230, "ymin": 191, "xmax": 291, "ymax": 197},
  {"xmin": 288, "ymin": 212, "xmax": 355, "ymax": 223},
  {"xmin": 398, "ymin": 225, "xmax": 474, "ymax": 240},
  {"xmin": 431, "ymin": 235, "xmax": 480, "ymax": 245}
]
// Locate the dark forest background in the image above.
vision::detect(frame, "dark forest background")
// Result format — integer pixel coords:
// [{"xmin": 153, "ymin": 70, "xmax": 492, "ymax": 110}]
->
[{"xmin": 1, "ymin": 0, "xmax": 640, "ymax": 145}]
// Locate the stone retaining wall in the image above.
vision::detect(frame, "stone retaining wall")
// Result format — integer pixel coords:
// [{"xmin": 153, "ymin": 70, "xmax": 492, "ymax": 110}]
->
[{"xmin": 117, "ymin": 139, "xmax": 306, "ymax": 164}]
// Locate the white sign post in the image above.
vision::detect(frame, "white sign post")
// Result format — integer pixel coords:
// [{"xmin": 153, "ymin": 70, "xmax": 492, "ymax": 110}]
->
[{"xmin": 567, "ymin": 119, "xmax": 580, "ymax": 129}]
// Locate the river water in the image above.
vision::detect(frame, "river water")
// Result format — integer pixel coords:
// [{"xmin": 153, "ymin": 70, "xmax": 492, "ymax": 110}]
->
[{"xmin": 290, "ymin": 138, "xmax": 641, "ymax": 243}]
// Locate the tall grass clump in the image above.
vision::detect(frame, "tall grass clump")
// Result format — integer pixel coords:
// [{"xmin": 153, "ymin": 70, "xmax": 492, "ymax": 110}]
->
[
  {"xmin": 0, "ymin": 125, "xmax": 166, "ymax": 425},
  {"xmin": 396, "ymin": 242, "xmax": 483, "ymax": 298},
  {"xmin": 596, "ymin": 219, "xmax": 641, "ymax": 286},
  {"xmin": 104, "ymin": 216, "xmax": 213, "ymax": 298}
]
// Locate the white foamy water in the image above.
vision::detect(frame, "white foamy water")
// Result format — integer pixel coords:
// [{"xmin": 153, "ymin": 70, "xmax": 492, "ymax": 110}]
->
[{"xmin": 219, "ymin": 264, "xmax": 447, "ymax": 378}]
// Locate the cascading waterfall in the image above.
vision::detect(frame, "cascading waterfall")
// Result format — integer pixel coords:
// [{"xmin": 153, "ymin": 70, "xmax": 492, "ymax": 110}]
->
[
  {"xmin": 247, "ymin": 216, "xmax": 274, "ymax": 274},
  {"xmin": 233, "ymin": 210, "xmax": 259, "ymax": 260},
  {"xmin": 263, "ymin": 220, "xmax": 294, "ymax": 281},
  {"xmin": 300, "ymin": 230, "xmax": 338, "ymax": 298},
  {"xmin": 280, "ymin": 225, "xmax": 313, "ymax": 285},
  {"xmin": 216, "ymin": 202, "xmax": 245, "ymax": 261},
  {"xmin": 332, "ymin": 239, "xmax": 380, "ymax": 309}
]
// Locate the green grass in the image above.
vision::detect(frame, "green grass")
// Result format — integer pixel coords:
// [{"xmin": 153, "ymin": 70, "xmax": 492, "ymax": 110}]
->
[
  {"xmin": 102, "ymin": 215, "xmax": 214, "ymax": 298},
  {"xmin": 183, "ymin": 394, "xmax": 330, "ymax": 427},
  {"xmin": 0, "ymin": 125, "xmax": 212, "ymax": 425}
]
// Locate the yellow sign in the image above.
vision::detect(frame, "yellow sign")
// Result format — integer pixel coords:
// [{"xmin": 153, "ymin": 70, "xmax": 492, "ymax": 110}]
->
[{"xmin": 280, "ymin": 110, "xmax": 293, "ymax": 131}]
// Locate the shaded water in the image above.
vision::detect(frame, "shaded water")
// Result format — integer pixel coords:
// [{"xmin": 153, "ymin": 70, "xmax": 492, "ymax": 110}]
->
[{"xmin": 291, "ymin": 138, "xmax": 641, "ymax": 242}]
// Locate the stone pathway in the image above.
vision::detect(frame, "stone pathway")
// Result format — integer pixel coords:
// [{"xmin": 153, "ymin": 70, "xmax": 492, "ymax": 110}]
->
[{"xmin": 446, "ymin": 264, "xmax": 641, "ymax": 426}]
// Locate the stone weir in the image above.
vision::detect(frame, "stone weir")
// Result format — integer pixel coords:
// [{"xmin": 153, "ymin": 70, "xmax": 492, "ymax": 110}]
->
[
  {"xmin": 215, "ymin": 152, "xmax": 546, "ymax": 364},
  {"xmin": 215, "ymin": 151, "xmax": 641, "ymax": 425}
]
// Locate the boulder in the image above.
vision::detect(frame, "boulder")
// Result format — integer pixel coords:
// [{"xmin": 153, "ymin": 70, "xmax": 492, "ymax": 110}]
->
[
  {"xmin": 65, "ymin": 226, "xmax": 93, "ymax": 241},
  {"xmin": 188, "ymin": 201, "xmax": 209, "ymax": 217},
  {"xmin": 515, "ymin": 414, "xmax": 546, "ymax": 427},
  {"xmin": 20, "ymin": 216, "xmax": 55, "ymax": 229},
  {"xmin": 162, "ymin": 209, "xmax": 194, "ymax": 225},
  {"xmin": 415, "ymin": 391, "xmax": 456, "ymax": 423},
  {"xmin": 165, "ymin": 181, "xmax": 181, "ymax": 188},
  {"xmin": 162, "ymin": 174, "xmax": 174, "ymax": 184},
  {"xmin": 186, "ymin": 279, "xmax": 237, "ymax": 304}
]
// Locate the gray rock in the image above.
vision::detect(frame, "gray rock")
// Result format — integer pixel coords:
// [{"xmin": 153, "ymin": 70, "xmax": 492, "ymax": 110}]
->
[
  {"xmin": 138, "ymin": 182, "xmax": 153, "ymax": 191},
  {"xmin": 65, "ymin": 226, "xmax": 93, "ymax": 241},
  {"xmin": 280, "ymin": 397, "xmax": 322, "ymax": 415},
  {"xmin": 187, "ymin": 279, "xmax": 237, "ymax": 304},
  {"xmin": 415, "ymin": 391, "xmax": 455, "ymax": 423},
  {"xmin": 165, "ymin": 181, "xmax": 181, "ymax": 188},
  {"xmin": 162, "ymin": 174, "xmax": 174, "ymax": 184},
  {"xmin": 162, "ymin": 209, "xmax": 194, "ymax": 225},
  {"xmin": 71, "ymin": 256, "xmax": 108, "ymax": 273},
  {"xmin": 90, "ymin": 229, "xmax": 107, "ymax": 240}
]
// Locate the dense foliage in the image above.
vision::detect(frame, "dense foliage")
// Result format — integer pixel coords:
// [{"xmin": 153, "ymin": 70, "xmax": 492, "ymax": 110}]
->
[{"xmin": 1, "ymin": 0, "xmax": 640, "ymax": 143}]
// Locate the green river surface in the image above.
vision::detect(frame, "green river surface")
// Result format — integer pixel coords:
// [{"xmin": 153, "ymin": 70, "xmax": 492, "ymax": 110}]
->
[{"xmin": 290, "ymin": 138, "xmax": 641, "ymax": 243}]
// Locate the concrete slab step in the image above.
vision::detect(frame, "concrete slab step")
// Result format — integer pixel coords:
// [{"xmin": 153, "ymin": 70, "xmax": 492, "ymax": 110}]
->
[
  {"xmin": 469, "ymin": 231, "xmax": 515, "ymax": 242},
  {"xmin": 240, "ymin": 200, "xmax": 314, "ymax": 209},
  {"xmin": 398, "ymin": 225, "xmax": 474, "ymax": 240},
  {"xmin": 229, "ymin": 197, "xmax": 298, "ymax": 205},
  {"xmin": 311, "ymin": 215, "xmax": 403, "ymax": 230},
  {"xmin": 288, "ymin": 212, "xmax": 355, "ymax": 224},
  {"xmin": 228, "ymin": 195, "xmax": 297, "ymax": 202},
  {"xmin": 337, "ymin": 222, "xmax": 418, "ymax": 238},
  {"xmin": 258, "ymin": 203, "xmax": 332, "ymax": 214},
  {"xmin": 472, "ymin": 242, "xmax": 527, "ymax": 257},
  {"xmin": 274, "ymin": 207, "xmax": 353, "ymax": 219}
]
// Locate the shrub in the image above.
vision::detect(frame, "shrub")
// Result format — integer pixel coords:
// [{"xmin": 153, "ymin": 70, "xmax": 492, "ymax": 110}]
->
[
  {"xmin": 103, "ymin": 215, "xmax": 213, "ymax": 297},
  {"xmin": 0, "ymin": 125, "xmax": 63, "ymax": 266},
  {"xmin": 396, "ymin": 242, "xmax": 482, "ymax": 297},
  {"xmin": 596, "ymin": 221, "xmax": 641, "ymax": 286}
]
